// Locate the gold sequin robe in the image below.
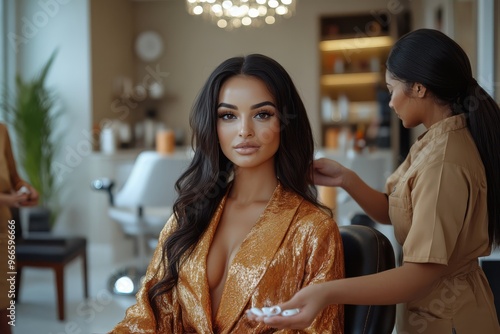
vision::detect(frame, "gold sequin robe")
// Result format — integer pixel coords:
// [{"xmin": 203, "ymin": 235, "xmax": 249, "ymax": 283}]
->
[{"xmin": 110, "ymin": 183, "xmax": 344, "ymax": 333}]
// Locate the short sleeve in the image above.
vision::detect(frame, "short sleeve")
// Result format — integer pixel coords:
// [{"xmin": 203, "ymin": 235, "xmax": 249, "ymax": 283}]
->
[{"xmin": 403, "ymin": 162, "xmax": 469, "ymax": 265}]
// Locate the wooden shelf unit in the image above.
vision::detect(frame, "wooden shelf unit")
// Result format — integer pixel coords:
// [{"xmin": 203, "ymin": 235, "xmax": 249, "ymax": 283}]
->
[{"xmin": 319, "ymin": 13, "xmax": 394, "ymax": 149}]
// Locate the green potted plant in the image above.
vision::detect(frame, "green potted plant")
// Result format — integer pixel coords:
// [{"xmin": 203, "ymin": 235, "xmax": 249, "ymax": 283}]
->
[{"xmin": 1, "ymin": 51, "xmax": 62, "ymax": 231}]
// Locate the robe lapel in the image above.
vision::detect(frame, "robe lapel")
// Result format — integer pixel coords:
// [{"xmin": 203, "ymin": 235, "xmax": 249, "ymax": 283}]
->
[
  {"xmin": 177, "ymin": 196, "xmax": 227, "ymax": 333},
  {"xmin": 215, "ymin": 184, "xmax": 302, "ymax": 333}
]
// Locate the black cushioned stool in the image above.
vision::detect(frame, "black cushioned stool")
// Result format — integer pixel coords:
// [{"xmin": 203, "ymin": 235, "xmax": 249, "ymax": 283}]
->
[{"xmin": 12, "ymin": 207, "xmax": 88, "ymax": 322}]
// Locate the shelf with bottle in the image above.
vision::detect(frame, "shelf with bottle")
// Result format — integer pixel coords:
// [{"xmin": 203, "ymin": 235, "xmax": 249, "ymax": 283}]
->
[
  {"xmin": 321, "ymin": 95, "xmax": 379, "ymax": 146},
  {"xmin": 319, "ymin": 34, "xmax": 392, "ymax": 116},
  {"xmin": 319, "ymin": 13, "xmax": 394, "ymax": 149},
  {"xmin": 320, "ymin": 90, "xmax": 390, "ymax": 148},
  {"xmin": 321, "ymin": 93, "xmax": 378, "ymax": 123},
  {"xmin": 320, "ymin": 36, "xmax": 392, "ymax": 70},
  {"xmin": 322, "ymin": 122, "xmax": 378, "ymax": 154}
]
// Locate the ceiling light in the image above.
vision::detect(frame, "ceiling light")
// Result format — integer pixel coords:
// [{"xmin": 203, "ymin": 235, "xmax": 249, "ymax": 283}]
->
[{"xmin": 186, "ymin": 0, "xmax": 296, "ymax": 29}]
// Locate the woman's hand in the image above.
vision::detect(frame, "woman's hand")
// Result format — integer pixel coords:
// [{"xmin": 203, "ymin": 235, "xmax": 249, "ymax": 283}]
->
[
  {"xmin": 0, "ymin": 192, "xmax": 29, "ymax": 208},
  {"xmin": 247, "ymin": 283, "xmax": 331, "ymax": 330},
  {"xmin": 19, "ymin": 185, "xmax": 39, "ymax": 207},
  {"xmin": 312, "ymin": 158, "xmax": 349, "ymax": 188}
]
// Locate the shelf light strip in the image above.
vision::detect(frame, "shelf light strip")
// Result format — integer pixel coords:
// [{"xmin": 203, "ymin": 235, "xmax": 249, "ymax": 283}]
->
[
  {"xmin": 321, "ymin": 72, "xmax": 381, "ymax": 86},
  {"xmin": 320, "ymin": 36, "xmax": 393, "ymax": 51}
]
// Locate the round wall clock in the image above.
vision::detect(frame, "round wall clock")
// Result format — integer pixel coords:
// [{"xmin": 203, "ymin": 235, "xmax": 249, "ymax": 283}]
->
[{"xmin": 135, "ymin": 31, "xmax": 163, "ymax": 62}]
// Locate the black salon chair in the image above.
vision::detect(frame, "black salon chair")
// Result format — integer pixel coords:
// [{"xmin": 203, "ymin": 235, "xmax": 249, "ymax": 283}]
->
[{"xmin": 339, "ymin": 224, "xmax": 396, "ymax": 334}]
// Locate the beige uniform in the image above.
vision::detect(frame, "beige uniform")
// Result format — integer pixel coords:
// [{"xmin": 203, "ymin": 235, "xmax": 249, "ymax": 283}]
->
[
  {"xmin": 386, "ymin": 114, "xmax": 500, "ymax": 333},
  {"xmin": 0, "ymin": 124, "xmax": 27, "ymax": 309}
]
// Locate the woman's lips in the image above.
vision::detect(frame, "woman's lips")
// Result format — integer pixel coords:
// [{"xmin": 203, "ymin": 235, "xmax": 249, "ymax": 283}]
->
[{"xmin": 234, "ymin": 143, "xmax": 260, "ymax": 155}]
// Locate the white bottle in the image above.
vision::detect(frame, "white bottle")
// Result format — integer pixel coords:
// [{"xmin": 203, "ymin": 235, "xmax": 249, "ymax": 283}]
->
[
  {"xmin": 321, "ymin": 96, "xmax": 333, "ymax": 122},
  {"xmin": 337, "ymin": 94, "xmax": 350, "ymax": 121},
  {"xmin": 100, "ymin": 127, "xmax": 116, "ymax": 154},
  {"xmin": 143, "ymin": 118, "xmax": 156, "ymax": 149}
]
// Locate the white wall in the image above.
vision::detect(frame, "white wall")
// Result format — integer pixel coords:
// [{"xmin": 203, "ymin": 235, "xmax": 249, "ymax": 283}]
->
[
  {"xmin": 15, "ymin": 0, "xmax": 92, "ymax": 235},
  {"xmin": 410, "ymin": 0, "xmax": 454, "ymax": 34}
]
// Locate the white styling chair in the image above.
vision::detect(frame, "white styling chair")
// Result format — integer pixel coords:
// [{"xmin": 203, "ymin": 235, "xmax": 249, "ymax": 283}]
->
[{"xmin": 92, "ymin": 151, "xmax": 190, "ymax": 295}]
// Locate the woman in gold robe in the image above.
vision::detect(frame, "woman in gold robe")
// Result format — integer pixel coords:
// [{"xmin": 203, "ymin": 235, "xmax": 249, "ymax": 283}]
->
[
  {"xmin": 110, "ymin": 54, "xmax": 344, "ymax": 333},
  {"xmin": 254, "ymin": 29, "xmax": 500, "ymax": 334},
  {"xmin": 0, "ymin": 123, "xmax": 39, "ymax": 334}
]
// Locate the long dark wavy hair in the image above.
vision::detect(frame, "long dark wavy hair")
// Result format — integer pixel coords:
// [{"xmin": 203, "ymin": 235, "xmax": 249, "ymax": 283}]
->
[
  {"xmin": 386, "ymin": 29, "xmax": 500, "ymax": 248},
  {"xmin": 147, "ymin": 54, "xmax": 329, "ymax": 325}
]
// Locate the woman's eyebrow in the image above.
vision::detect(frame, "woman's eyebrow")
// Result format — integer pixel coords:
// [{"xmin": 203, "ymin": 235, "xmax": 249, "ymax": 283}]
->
[
  {"xmin": 217, "ymin": 102, "xmax": 237, "ymax": 109},
  {"xmin": 217, "ymin": 101, "xmax": 277, "ymax": 110},
  {"xmin": 251, "ymin": 101, "xmax": 276, "ymax": 109}
]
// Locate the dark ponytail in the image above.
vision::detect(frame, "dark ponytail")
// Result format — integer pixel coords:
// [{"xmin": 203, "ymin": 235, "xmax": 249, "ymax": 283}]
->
[{"xmin": 464, "ymin": 82, "xmax": 500, "ymax": 247}]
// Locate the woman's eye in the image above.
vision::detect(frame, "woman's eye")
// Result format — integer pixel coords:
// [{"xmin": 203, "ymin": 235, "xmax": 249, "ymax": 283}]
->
[
  {"xmin": 218, "ymin": 112, "xmax": 236, "ymax": 120},
  {"xmin": 255, "ymin": 111, "xmax": 274, "ymax": 119}
]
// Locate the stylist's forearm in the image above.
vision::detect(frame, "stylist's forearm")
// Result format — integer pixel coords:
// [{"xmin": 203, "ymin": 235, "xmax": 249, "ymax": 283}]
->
[
  {"xmin": 323, "ymin": 263, "xmax": 445, "ymax": 306},
  {"xmin": 342, "ymin": 169, "xmax": 391, "ymax": 224}
]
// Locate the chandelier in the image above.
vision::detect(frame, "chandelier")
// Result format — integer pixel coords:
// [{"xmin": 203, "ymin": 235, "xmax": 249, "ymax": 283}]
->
[{"xmin": 186, "ymin": 0, "xmax": 296, "ymax": 29}]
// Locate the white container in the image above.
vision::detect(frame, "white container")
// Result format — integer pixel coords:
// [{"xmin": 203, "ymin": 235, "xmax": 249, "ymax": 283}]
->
[
  {"xmin": 334, "ymin": 59, "xmax": 345, "ymax": 73},
  {"xmin": 143, "ymin": 119, "xmax": 156, "ymax": 149},
  {"xmin": 100, "ymin": 127, "xmax": 117, "ymax": 154},
  {"xmin": 321, "ymin": 96, "xmax": 333, "ymax": 122}
]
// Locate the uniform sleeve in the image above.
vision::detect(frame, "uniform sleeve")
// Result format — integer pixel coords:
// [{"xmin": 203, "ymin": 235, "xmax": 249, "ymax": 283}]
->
[
  {"xmin": 109, "ymin": 215, "xmax": 182, "ymax": 333},
  {"xmin": 403, "ymin": 162, "xmax": 470, "ymax": 264},
  {"xmin": 276, "ymin": 217, "xmax": 344, "ymax": 334}
]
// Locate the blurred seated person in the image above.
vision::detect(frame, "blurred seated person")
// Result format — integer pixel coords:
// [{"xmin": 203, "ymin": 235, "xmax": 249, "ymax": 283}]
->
[{"xmin": 0, "ymin": 123, "xmax": 39, "ymax": 334}]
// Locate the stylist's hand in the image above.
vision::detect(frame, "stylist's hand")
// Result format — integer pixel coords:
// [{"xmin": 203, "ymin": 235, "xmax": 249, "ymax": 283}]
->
[
  {"xmin": 248, "ymin": 283, "xmax": 330, "ymax": 330},
  {"xmin": 312, "ymin": 158, "xmax": 348, "ymax": 187},
  {"xmin": 0, "ymin": 192, "xmax": 29, "ymax": 208}
]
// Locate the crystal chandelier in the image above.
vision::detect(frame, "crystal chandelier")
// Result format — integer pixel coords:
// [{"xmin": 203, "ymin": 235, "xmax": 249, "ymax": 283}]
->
[{"xmin": 186, "ymin": 0, "xmax": 296, "ymax": 29}]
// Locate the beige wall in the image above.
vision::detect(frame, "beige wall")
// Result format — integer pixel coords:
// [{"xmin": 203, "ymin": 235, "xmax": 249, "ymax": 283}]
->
[
  {"xmin": 453, "ymin": 1, "xmax": 477, "ymax": 75},
  {"xmin": 117, "ymin": 0, "xmax": 401, "ymax": 146},
  {"xmin": 91, "ymin": 0, "xmax": 135, "ymax": 131}
]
